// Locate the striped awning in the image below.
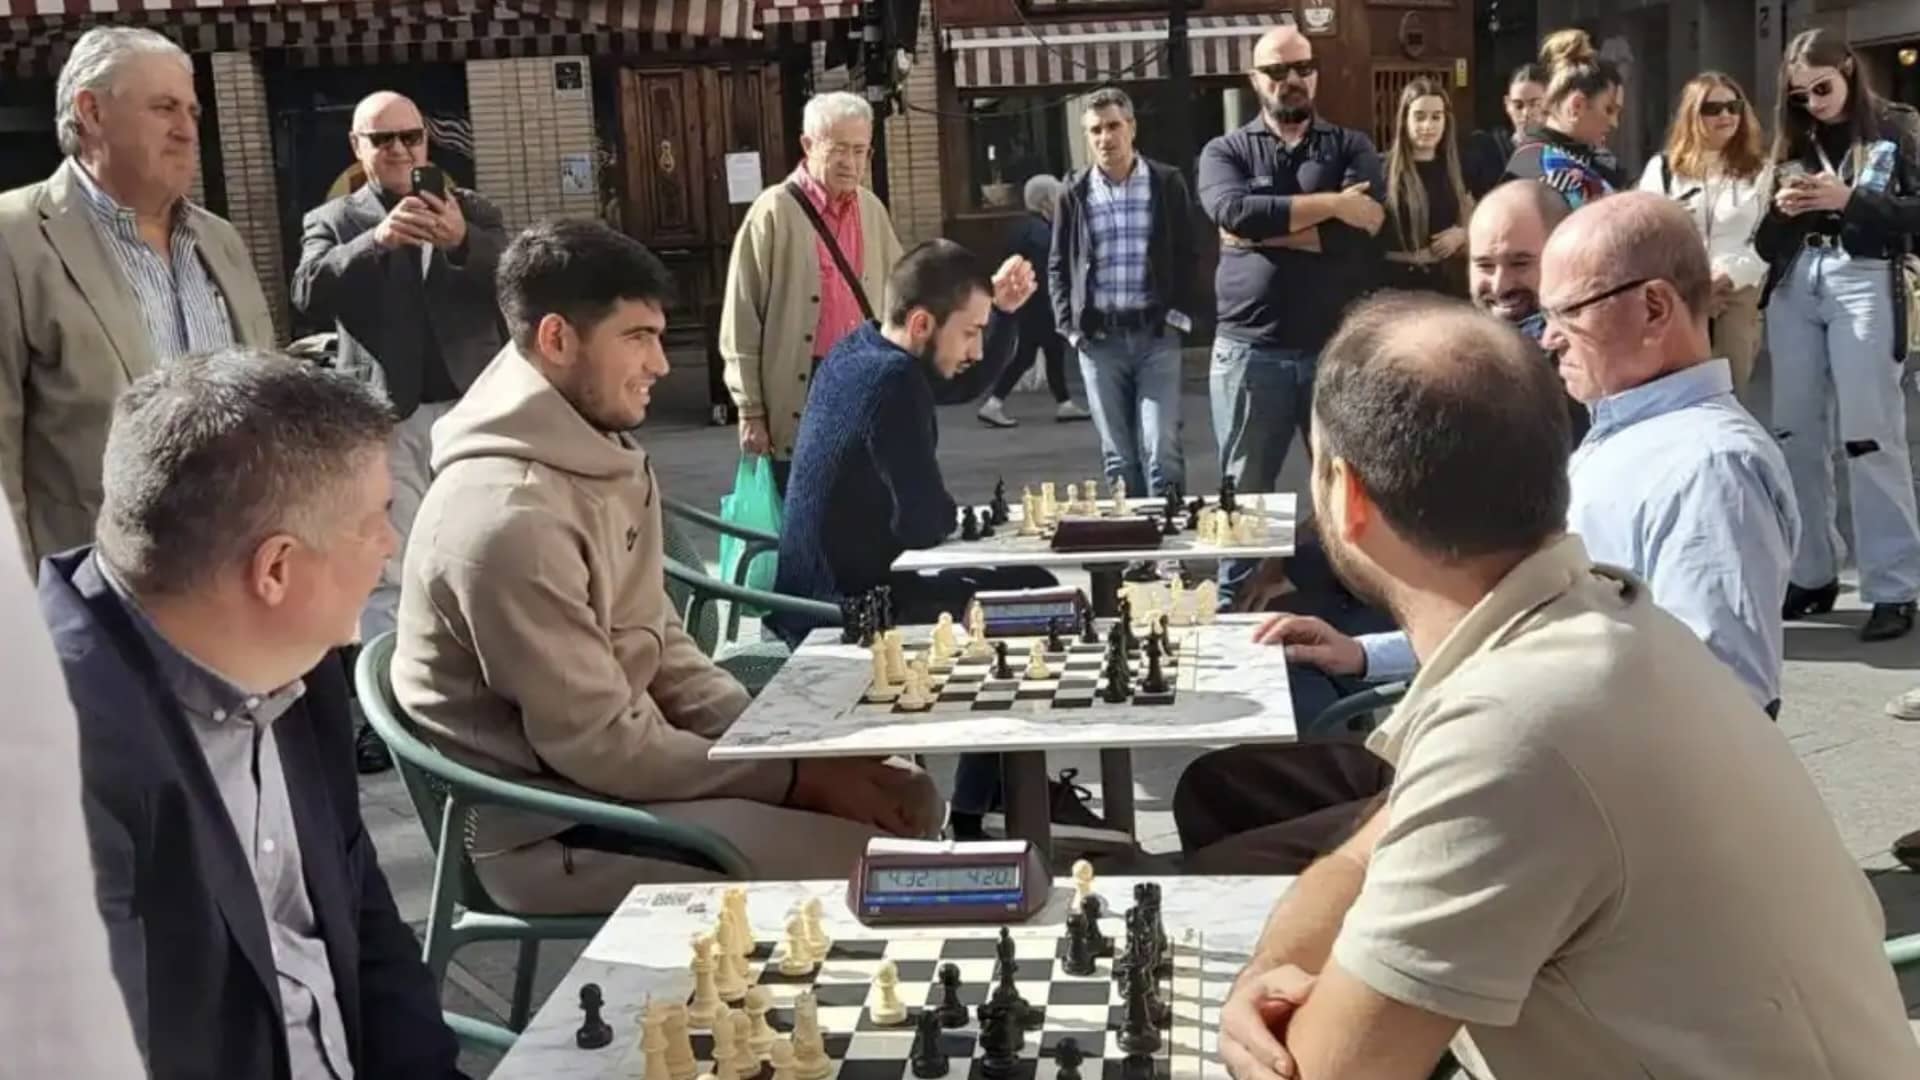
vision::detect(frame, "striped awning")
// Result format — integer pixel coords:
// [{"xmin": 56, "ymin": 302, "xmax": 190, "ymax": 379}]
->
[
  {"xmin": 756, "ymin": 0, "xmax": 859, "ymax": 26},
  {"xmin": 946, "ymin": 13, "xmax": 1290, "ymax": 90}
]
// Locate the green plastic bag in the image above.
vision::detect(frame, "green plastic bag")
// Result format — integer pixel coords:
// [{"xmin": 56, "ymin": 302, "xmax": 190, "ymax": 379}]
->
[{"xmin": 717, "ymin": 456, "xmax": 783, "ymax": 614}]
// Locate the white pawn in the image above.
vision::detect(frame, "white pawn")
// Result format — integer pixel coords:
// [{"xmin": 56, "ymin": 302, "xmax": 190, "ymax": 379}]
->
[
  {"xmin": 1072, "ymin": 858, "xmax": 1095, "ymax": 905},
  {"xmin": 1064, "ymin": 483, "xmax": 1079, "ymax": 516},
  {"xmin": 728, "ymin": 1011, "xmax": 759, "ymax": 1080},
  {"xmin": 1112, "ymin": 476, "xmax": 1128, "ymax": 514},
  {"xmin": 1085, "ymin": 478, "xmax": 1101, "ymax": 514},
  {"xmin": 665, "ymin": 1003, "xmax": 698, "ymax": 1080},
  {"xmin": 778, "ymin": 913, "xmax": 813, "ymax": 975},
  {"xmin": 897, "ymin": 658, "xmax": 934, "ymax": 711},
  {"xmin": 768, "ymin": 1038, "xmax": 798, "ymax": 1080},
  {"xmin": 745, "ymin": 987, "xmax": 776, "ymax": 1058},
  {"xmin": 1024, "ymin": 639, "xmax": 1051, "ymax": 681},
  {"xmin": 709, "ymin": 1003, "xmax": 738, "ymax": 1080},
  {"xmin": 689, "ymin": 933, "xmax": 721, "ymax": 1027},
  {"xmin": 870, "ymin": 959, "xmax": 908, "ymax": 1025},
  {"xmin": 930, "ymin": 613, "xmax": 957, "ymax": 665},
  {"xmin": 642, "ymin": 1004, "xmax": 672, "ymax": 1080},
  {"xmin": 791, "ymin": 993, "xmax": 832, "ymax": 1080},
  {"xmin": 803, "ymin": 897, "xmax": 832, "ymax": 959}
]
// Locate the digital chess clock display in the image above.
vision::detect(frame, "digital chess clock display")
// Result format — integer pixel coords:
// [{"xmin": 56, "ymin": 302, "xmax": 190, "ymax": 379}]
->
[{"xmin": 867, "ymin": 865, "xmax": 1022, "ymax": 899}]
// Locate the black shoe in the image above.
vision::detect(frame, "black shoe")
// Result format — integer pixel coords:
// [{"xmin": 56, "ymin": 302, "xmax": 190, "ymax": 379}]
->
[
  {"xmin": 1121, "ymin": 560, "xmax": 1159, "ymax": 583},
  {"xmin": 1047, "ymin": 769, "xmax": 1130, "ymax": 845},
  {"xmin": 1895, "ymin": 827, "xmax": 1920, "ymax": 872},
  {"xmin": 355, "ymin": 719, "xmax": 394, "ymax": 775},
  {"xmin": 1861, "ymin": 601, "xmax": 1916, "ymax": 642},
  {"xmin": 1781, "ymin": 580, "xmax": 1839, "ymax": 620},
  {"xmin": 949, "ymin": 811, "xmax": 992, "ymax": 842}
]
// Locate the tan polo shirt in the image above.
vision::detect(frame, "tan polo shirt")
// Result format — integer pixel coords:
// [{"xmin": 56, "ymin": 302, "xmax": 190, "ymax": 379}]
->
[{"xmin": 1330, "ymin": 535, "xmax": 1919, "ymax": 1078}]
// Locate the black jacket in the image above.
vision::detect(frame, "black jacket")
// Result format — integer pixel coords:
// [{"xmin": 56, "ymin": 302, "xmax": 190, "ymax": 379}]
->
[
  {"xmin": 291, "ymin": 183, "xmax": 508, "ymax": 418},
  {"xmin": 38, "ymin": 548, "xmax": 463, "ymax": 1080},
  {"xmin": 1754, "ymin": 103, "xmax": 1920, "ymax": 359},
  {"xmin": 1048, "ymin": 156, "xmax": 1199, "ymax": 339},
  {"xmin": 1008, "ymin": 211, "xmax": 1057, "ymax": 336}
]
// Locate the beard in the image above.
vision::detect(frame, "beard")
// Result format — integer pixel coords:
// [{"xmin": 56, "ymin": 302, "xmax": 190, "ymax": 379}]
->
[
  {"xmin": 1474, "ymin": 285, "xmax": 1539, "ymax": 323},
  {"xmin": 1311, "ymin": 483, "xmax": 1392, "ymax": 615},
  {"xmin": 1262, "ymin": 86, "xmax": 1314, "ymax": 126},
  {"xmin": 559, "ymin": 364, "xmax": 641, "ymax": 433}
]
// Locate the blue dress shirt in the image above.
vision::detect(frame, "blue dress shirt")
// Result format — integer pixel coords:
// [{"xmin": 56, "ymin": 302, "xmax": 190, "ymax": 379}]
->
[{"xmin": 1359, "ymin": 359, "xmax": 1799, "ymax": 708}]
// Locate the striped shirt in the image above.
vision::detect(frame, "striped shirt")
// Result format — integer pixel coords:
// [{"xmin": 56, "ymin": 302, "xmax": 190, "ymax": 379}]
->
[
  {"xmin": 1085, "ymin": 157, "xmax": 1153, "ymax": 313},
  {"xmin": 69, "ymin": 159, "xmax": 235, "ymax": 363}
]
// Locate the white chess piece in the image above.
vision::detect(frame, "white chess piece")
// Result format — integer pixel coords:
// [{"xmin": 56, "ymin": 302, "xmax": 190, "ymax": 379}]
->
[
  {"xmin": 1252, "ymin": 494, "xmax": 1268, "ymax": 538},
  {"xmin": 1085, "ymin": 478, "xmax": 1101, "ymax": 514},
  {"xmin": 871, "ymin": 959, "xmax": 908, "ymax": 1025},
  {"xmin": 966, "ymin": 602, "xmax": 991, "ymax": 658},
  {"xmin": 884, "ymin": 630, "xmax": 907, "ymax": 685},
  {"xmin": 865, "ymin": 644, "xmax": 900, "ymax": 703},
  {"xmin": 1112, "ymin": 476, "xmax": 1128, "ymax": 515},
  {"xmin": 897, "ymin": 659, "xmax": 934, "ymax": 710},
  {"xmin": 791, "ymin": 993, "xmax": 832, "ymax": 1080},
  {"xmin": 1064, "ymin": 482, "xmax": 1079, "ymax": 516},
  {"xmin": 1072, "ymin": 858, "xmax": 1095, "ymax": 904},
  {"xmin": 745, "ymin": 987, "xmax": 776, "ymax": 1058},
  {"xmin": 709, "ymin": 1003, "xmax": 738, "ymax": 1080},
  {"xmin": 768, "ymin": 1038, "xmax": 798, "ymax": 1080},
  {"xmin": 1041, "ymin": 481, "xmax": 1058, "ymax": 523},
  {"xmin": 1169, "ymin": 578, "xmax": 1187, "ymax": 622},
  {"xmin": 1019, "ymin": 492, "xmax": 1040, "ymax": 536},
  {"xmin": 728, "ymin": 1011, "xmax": 759, "ymax": 1080},
  {"xmin": 778, "ymin": 914, "xmax": 813, "ymax": 975},
  {"xmin": 665, "ymin": 1003, "xmax": 698, "ymax": 1080},
  {"xmin": 803, "ymin": 897, "xmax": 831, "ymax": 958},
  {"xmin": 642, "ymin": 1004, "xmax": 672, "ymax": 1080},
  {"xmin": 1195, "ymin": 580, "xmax": 1218, "ymax": 623},
  {"xmin": 713, "ymin": 917, "xmax": 746, "ymax": 1002},
  {"xmin": 931, "ymin": 613, "xmax": 957, "ymax": 664},
  {"xmin": 1023, "ymin": 639, "xmax": 1052, "ymax": 681},
  {"xmin": 689, "ymin": 933, "xmax": 721, "ymax": 1027}
]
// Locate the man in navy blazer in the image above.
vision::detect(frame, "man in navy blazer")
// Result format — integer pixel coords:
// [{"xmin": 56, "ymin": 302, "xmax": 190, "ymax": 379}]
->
[{"xmin": 37, "ymin": 348, "xmax": 462, "ymax": 1079}]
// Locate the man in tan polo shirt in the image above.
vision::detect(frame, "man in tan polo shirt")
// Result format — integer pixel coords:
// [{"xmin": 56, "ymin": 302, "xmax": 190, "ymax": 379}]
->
[{"xmin": 1217, "ymin": 293, "xmax": 1918, "ymax": 1079}]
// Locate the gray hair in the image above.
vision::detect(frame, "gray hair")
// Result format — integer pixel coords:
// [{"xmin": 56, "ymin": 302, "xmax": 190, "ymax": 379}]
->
[
  {"xmin": 95, "ymin": 349, "xmax": 395, "ymax": 599},
  {"xmin": 1082, "ymin": 87, "xmax": 1135, "ymax": 121},
  {"xmin": 56, "ymin": 27, "xmax": 191, "ymax": 157},
  {"xmin": 803, "ymin": 92, "xmax": 873, "ymax": 139},
  {"xmin": 1023, "ymin": 174, "xmax": 1063, "ymax": 216}
]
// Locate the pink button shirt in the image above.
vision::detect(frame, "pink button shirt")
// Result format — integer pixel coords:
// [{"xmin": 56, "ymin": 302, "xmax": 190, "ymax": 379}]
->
[{"xmin": 791, "ymin": 165, "xmax": 865, "ymax": 359}]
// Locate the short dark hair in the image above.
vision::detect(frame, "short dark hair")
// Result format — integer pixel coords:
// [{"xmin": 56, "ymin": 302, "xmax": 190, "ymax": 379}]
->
[
  {"xmin": 96, "ymin": 349, "xmax": 395, "ymax": 598},
  {"xmin": 1313, "ymin": 294, "xmax": 1570, "ymax": 561},
  {"xmin": 884, "ymin": 240, "xmax": 993, "ymax": 328},
  {"xmin": 1510, "ymin": 62, "xmax": 1547, "ymax": 88},
  {"xmin": 496, "ymin": 219, "xmax": 676, "ymax": 350},
  {"xmin": 1082, "ymin": 87, "xmax": 1134, "ymax": 121}
]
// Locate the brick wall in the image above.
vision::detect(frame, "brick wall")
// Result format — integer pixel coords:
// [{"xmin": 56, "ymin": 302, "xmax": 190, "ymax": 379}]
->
[
  {"xmin": 210, "ymin": 52, "xmax": 289, "ymax": 342},
  {"xmin": 467, "ymin": 57, "xmax": 602, "ymax": 233},
  {"xmin": 884, "ymin": 6, "xmax": 944, "ymax": 247}
]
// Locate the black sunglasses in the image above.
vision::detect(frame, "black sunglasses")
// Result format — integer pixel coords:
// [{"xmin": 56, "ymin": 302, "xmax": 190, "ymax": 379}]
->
[
  {"xmin": 1698, "ymin": 98, "xmax": 1743, "ymax": 118},
  {"xmin": 1256, "ymin": 60, "xmax": 1318, "ymax": 81},
  {"xmin": 1542, "ymin": 277, "xmax": 1655, "ymax": 325},
  {"xmin": 357, "ymin": 128, "xmax": 425, "ymax": 149},
  {"xmin": 1787, "ymin": 79, "xmax": 1838, "ymax": 107}
]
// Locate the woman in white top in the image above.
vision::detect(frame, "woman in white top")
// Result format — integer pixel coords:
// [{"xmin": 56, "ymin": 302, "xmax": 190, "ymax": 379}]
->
[{"xmin": 1638, "ymin": 71, "xmax": 1771, "ymax": 396}]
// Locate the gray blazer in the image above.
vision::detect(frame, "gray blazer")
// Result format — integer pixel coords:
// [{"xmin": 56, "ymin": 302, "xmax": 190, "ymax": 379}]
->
[{"xmin": 291, "ymin": 183, "xmax": 507, "ymax": 417}]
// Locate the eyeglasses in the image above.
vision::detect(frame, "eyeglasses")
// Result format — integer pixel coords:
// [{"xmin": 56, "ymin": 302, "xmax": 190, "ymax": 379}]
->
[
  {"xmin": 1255, "ymin": 60, "xmax": 1318, "ymax": 81},
  {"xmin": 356, "ymin": 128, "xmax": 425, "ymax": 149},
  {"xmin": 1541, "ymin": 276, "xmax": 1654, "ymax": 326},
  {"xmin": 1787, "ymin": 79, "xmax": 1838, "ymax": 107},
  {"xmin": 1698, "ymin": 98, "xmax": 1743, "ymax": 118}
]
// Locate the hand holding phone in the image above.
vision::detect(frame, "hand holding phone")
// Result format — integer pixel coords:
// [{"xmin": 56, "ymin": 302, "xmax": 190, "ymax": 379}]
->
[{"xmin": 410, "ymin": 164, "xmax": 446, "ymax": 196}]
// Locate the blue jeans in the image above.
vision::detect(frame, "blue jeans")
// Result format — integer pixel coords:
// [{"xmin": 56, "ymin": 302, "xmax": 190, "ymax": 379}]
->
[
  {"xmin": 1210, "ymin": 340, "xmax": 1317, "ymax": 607},
  {"xmin": 1075, "ymin": 327, "xmax": 1186, "ymax": 496},
  {"xmin": 1767, "ymin": 249, "xmax": 1920, "ymax": 602}
]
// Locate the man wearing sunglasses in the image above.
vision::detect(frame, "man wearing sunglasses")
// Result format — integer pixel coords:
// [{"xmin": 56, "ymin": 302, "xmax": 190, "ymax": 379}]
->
[
  {"xmin": 0, "ymin": 27, "xmax": 276, "ymax": 571},
  {"xmin": 291, "ymin": 90, "xmax": 507, "ymax": 771},
  {"xmin": 1196, "ymin": 23, "xmax": 1385, "ymax": 610}
]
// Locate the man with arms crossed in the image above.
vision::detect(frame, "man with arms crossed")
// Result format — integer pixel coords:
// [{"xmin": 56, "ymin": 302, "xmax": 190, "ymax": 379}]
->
[{"xmin": 1216, "ymin": 292, "xmax": 1915, "ymax": 1080}]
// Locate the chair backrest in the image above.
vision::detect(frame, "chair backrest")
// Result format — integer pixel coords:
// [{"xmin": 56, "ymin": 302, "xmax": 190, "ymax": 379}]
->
[
  {"xmin": 354, "ymin": 634, "xmax": 509, "ymax": 915},
  {"xmin": 661, "ymin": 512, "xmax": 722, "ymax": 654}
]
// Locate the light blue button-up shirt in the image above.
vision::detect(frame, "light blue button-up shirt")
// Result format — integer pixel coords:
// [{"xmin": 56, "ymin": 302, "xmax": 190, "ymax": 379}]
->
[{"xmin": 1359, "ymin": 358, "xmax": 1799, "ymax": 708}]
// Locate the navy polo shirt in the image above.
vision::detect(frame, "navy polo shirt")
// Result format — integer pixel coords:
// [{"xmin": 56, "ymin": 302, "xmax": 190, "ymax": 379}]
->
[{"xmin": 1197, "ymin": 116, "xmax": 1385, "ymax": 351}]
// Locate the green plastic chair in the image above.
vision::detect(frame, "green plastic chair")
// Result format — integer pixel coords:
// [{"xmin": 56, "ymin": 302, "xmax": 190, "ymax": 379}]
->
[
  {"xmin": 664, "ymin": 495, "xmax": 778, "ymax": 589},
  {"xmin": 1317, "ymin": 681, "xmax": 1410, "ymax": 736},
  {"xmin": 353, "ymin": 634, "xmax": 751, "ymax": 1034},
  {"xmin": 1887, "ymin": 932, "xmax": 1920, "ymax": 972}
]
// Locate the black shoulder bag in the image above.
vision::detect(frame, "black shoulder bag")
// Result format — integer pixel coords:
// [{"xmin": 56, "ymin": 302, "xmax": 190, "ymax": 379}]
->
[{"xmin": 785, "ymin": 181, "xmax": 876, "ymax": 322}]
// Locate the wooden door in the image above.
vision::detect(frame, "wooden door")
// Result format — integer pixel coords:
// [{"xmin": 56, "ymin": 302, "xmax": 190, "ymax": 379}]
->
[{"xmin": 621, "ymin": 68, "xmax": 710, "ymax": 249}]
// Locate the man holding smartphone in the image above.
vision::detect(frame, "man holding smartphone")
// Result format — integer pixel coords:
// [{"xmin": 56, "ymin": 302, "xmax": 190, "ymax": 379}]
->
[{"xmin": 292, "ymin": 91, "xmax": 508, "ymax": 769}]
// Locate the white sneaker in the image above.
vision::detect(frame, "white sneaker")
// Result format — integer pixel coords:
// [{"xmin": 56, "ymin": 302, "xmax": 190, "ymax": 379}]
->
[
  {"xmin": 977, "ymin": 399, "xmax": 1018, "ymax": 428},
  {"xmin": 1055, "ymin": 400, "xmax": 1092, "ymax": 422},
  {"xmin": 1886, "ymin": 687, "xmax": 1920, "ymax": 721}
]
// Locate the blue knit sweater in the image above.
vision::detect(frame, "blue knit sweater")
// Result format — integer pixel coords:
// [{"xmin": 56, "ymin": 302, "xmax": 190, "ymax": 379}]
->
[{"xmin": 769, "ymin": 316, "xmax": 1017, "ymax": 644}]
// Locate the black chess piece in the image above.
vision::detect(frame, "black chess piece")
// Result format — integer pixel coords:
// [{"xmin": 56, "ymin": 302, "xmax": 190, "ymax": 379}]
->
[
  {"xmin": 1046, "ymin": 616, "xmax": 1064, "ymax": 653},
  {"xmin": 1118, "ymin": 960, "xmax": 1162, "ymax": 1055},
  {"xmin": 990, "ymin": 479, "xmax": 1010, "ymax": 525},
  {"xmin": 1116, "ymin": 596, "xmax": 1137, "ymax": 651},
  {"xmin": 910, "ymin": 1009, "xmax": 949, "ymax": 1078},
  {"xmin": 839, "ymin": 596, "xmax": 863, "ymax": 644},
  {"xmin": 1082, "ymin": 894, "xmax": 1114, "ymax": 958},
  {"xmin": 992, "ymin": 640, "xmax": 1013, "ymax": 680},
  {"xmin": 1079, "ymin": 606, "xmax": 1100, "ymax": 645},
  {"xmin": 979, "ymin": 510, "xmax": 996, "ymax": 538},
  {"xmin": 1101, "ymin": 641, "xmax": 1131, "ymax": 703},
  {"xmin": 1063, "ymin": 912, "xmax": 1099, "ymax": 976},
  {"xmin": 990, "ymin": 927, "xmax": 1041, "ymax": 1030},
  {"xmin": 1053, "ymin": 1037, "xmax": 1087, "ymax": 1080},
  {"xmin": 1160, "ymin": 502, "xmax": 1180, "ymax": 536},
  {"xmin": 1141, "ymin": 636, "xmax": 1167, "ymax": 694},
  {"xmin": 976, "ymin": 1000, "xmax": 1021, "ymax": 1078},
  {"xmin": 1219, "ymin": 474, "xmax": 1238, "ymax": 514},
  {"xmin": 1144, "ymin": 882, "xmax": 1171, "ymax": 975},
  {"xmin": 1185, "ymin": 496, "xmax": 1204, "ymax": 532},
  {"xmin": 936, "ymin": 963, "xmax": 968, "ymax": 1028},
  {"xmin": 1163, "ymin": 486, "xmax": 1181, "ymax": 525},
  {"xmin": 575, "ymin": 982, "xmax": 613, "ymax": 1049},
  {"xmin": 960, "ymin": 505, "xmax": 981, "ymax": 541}
]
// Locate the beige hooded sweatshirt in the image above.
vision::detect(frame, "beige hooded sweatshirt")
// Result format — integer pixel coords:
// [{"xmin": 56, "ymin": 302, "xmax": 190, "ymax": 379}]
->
[{"xmin": 392, "ymin": 344, "xmax": 793, "ymax": 854}]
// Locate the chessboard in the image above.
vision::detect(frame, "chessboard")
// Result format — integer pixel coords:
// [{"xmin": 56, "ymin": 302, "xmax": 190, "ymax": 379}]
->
[
  {"xmin": 854, "ymin": 632, "xmax": 1199, "ymax": 717},
  {"xmin": 615, "ymin": 906, "xmax": 1225, "ymax": 1080}
]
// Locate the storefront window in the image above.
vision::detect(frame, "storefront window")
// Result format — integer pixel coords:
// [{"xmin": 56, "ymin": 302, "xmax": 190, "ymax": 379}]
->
[{"xmin": 966, "ymin": 94, "xmax": 1072, "ymax": 211}]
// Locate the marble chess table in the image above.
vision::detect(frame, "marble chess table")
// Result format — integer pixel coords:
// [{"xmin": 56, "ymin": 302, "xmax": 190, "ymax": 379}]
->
[
  {"xmin": 892, "ymin": 495, "xmax": 1298, "ymax": 617},
  {"xmin": 710, "ymin": 615, "xmax": 1295, "ymax": 860},
  {"xmin": 490, "ymin": 876, "xmax": 1289, "ymax": 1080}
]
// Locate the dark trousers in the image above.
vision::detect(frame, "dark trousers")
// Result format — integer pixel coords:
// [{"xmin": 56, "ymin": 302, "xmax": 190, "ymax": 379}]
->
[
  {"xmin": 991, "ymin": 326, "xmax": 1070, "ymax": 403},
  {"xmin": 881, "ymin": 564, "xmax": 1060, "ymax": 816},
  {"xmin": 1174, "ymin": 742, "xmax": 1393, "ymax": 874}
]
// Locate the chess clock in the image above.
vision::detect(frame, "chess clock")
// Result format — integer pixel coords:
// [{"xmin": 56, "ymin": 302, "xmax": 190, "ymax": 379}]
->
[
  {"xmin": 973, "ymin": 585, "xmax": 1087, "ymax": 636},
  {"xmin": 848, "ymin": 838, "xmax": 1053, "ymax": 925}
]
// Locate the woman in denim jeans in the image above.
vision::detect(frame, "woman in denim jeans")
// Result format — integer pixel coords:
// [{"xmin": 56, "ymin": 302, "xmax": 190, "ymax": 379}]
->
[{"xmin": 1755, "ymin": 28, "xmax": 1920, "ymax": 642}]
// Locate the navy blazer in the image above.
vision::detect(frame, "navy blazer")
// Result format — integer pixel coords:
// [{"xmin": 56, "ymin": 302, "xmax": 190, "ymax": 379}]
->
[{"xmin": 38, "ymin": 548, "xmax": 462, "ymax": 1080}]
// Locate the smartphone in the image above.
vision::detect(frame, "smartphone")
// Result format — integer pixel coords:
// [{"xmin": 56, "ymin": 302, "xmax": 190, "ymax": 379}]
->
[{"xmin": 410, "ymin": 164, "xmax": 446, "ymax": 197}]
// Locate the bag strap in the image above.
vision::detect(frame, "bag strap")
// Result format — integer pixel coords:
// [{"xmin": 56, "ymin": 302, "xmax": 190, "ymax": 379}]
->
[
  {"xmin": 1659, "ymin": 153, "xmax": 1672, "ymax": 195},
  {"xmin": 785, "ymin": 181, "xmax": 875, "ymax": 323}
]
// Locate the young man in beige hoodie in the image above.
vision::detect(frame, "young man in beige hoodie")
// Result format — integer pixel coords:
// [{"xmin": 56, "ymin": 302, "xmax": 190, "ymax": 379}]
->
[{"xmin": 393, "ymin": 220, "xmax": 942, "ymax": 915}]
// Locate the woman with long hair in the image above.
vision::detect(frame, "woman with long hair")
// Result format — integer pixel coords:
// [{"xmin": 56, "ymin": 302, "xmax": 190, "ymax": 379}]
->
[
  {"xmin": 1638, "ymin": 72, "xmax": 1770, "ymax": 397},
  {"xmin": 1503, "ymin": 28, "xmax": 1626, "ymax": 208},
  {"xmin": 1380, "ymin": 77, "xmax": 1473, "ymax": 296},
  {"xmin": 1755, "ymin": 28, "xmax": 1920, "ymax": 641},
  {"xmin": 1464, "ymin": 62, "xmax": 1547, "ymax": 197}
]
